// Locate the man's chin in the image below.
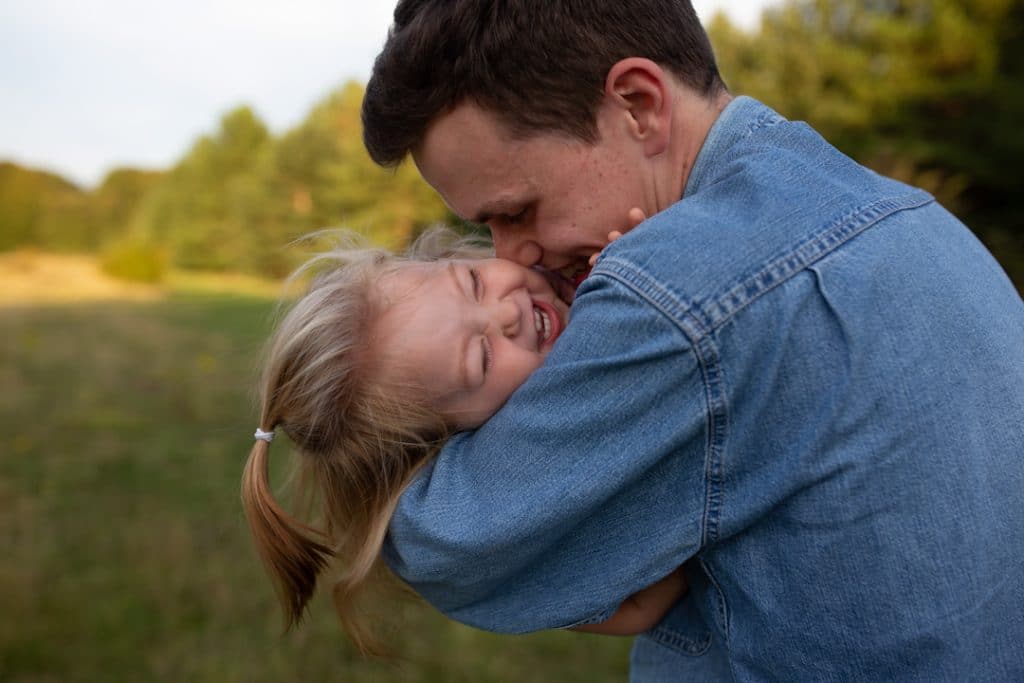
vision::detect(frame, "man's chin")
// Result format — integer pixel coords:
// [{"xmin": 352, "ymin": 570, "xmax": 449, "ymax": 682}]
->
[
  {"xmin": 570, "ymin": 267, "xmax": 591, "ymax": 289},
  {"xmin": 533, "ymin": 266, "xmax": 578, "ymax": 305}
]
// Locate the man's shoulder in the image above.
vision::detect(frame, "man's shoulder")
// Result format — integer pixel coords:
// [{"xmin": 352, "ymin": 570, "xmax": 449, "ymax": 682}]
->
[{"xmin": 592, "ymin": 129, "xmax": 935, "ymax": 335}]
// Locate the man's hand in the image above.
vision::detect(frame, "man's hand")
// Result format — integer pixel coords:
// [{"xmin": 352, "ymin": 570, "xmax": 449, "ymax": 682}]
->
[{"xmin": 570, "ymin": 567, "xmax": 688, "ymax": 636}]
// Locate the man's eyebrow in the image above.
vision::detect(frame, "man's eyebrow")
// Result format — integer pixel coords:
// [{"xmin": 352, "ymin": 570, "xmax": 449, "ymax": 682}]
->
[{"xmin": 446, "ymin": 263, "xmax": 471, "ymax": 389}]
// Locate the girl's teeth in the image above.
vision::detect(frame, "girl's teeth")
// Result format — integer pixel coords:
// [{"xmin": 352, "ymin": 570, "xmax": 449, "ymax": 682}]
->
[{"xmin": 533, "ymin": 307, "xmax": 551, "ymax": 342}]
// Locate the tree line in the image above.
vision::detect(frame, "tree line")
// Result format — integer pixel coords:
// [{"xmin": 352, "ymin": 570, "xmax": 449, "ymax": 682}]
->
[{"xmin": 1, "ymin": 0, "xmax": 1020, "ymax": 287}]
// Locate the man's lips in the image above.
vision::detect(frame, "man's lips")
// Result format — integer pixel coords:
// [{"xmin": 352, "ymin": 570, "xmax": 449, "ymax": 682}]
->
[
  {"xmin": 556, "ymin": 262, "xmax": 592, "ymax": 290},
  {"xmin": 570, "ymin": 268, "xmax": 591, "ymax": 289}
]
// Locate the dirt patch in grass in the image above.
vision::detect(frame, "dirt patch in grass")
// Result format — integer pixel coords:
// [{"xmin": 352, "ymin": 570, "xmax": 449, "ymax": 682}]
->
[
  {"xmin": 0, "ymin": 251, "xmax": 162, "ymax": 307},
  {"xmin": 0, "ymin": 251, "xmax": 285, "ymax": 307}
]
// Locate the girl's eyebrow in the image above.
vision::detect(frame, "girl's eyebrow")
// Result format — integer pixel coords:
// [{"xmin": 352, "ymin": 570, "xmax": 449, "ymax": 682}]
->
[{"xmin": 446, "ymin": 262, "xmax": 470, "ymax": 300}]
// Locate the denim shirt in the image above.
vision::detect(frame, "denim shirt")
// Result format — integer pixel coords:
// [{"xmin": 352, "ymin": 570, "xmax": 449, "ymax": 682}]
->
[{"xmin": 384, "ymin": 97, "xmax": 1024, "ymax": 682}]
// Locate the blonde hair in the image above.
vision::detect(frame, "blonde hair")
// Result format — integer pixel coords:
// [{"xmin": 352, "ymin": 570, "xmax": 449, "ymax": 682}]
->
[{"xmin": 241, "ymin": 227, "xmax": 491, "ymax": 653}]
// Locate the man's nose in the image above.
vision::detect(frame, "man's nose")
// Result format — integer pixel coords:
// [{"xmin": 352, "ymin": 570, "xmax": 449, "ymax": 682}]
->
[{"xmin": 492, "ymin": 230, "xmax": 543, "ymax": 267}]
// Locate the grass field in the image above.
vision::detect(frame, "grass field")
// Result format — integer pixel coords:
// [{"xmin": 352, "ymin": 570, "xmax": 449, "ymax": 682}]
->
[{"xmin": 0, "ymin": 255, "xmax": 633, "ymax": 682}]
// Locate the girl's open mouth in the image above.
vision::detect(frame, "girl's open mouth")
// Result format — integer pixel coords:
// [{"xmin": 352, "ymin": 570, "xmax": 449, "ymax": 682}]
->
[{"xmin": 532, "ymin": 300, "xmax": 562, "ymax": 349}]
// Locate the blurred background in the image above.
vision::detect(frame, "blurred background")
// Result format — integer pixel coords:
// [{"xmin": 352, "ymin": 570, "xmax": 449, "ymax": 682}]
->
[{"xmin": 1, "ymin": 1, "xmax": 1021, "ymax": 681}]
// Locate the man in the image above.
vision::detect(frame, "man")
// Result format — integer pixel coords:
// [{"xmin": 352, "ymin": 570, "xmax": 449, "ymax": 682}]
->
[{"xmin": 361, "ymin": 1, "xmax": 1024, "ymax": 680}]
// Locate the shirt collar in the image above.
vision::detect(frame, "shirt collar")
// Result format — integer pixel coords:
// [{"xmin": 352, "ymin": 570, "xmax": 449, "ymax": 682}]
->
[{"xmin": 683, "ymin": 96, "xmax": 783, "ymax": 198}]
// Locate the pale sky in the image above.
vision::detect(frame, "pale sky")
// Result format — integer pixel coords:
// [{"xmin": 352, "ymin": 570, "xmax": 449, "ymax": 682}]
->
[{"xmin": 0, "ymin": 1, "xmax": 777, "ymax": 188}]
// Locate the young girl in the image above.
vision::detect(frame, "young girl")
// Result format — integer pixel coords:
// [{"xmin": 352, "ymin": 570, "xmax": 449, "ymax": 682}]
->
[{"xmin": 241, "ymin": 225, "xmax": 683, "ymax": 653}]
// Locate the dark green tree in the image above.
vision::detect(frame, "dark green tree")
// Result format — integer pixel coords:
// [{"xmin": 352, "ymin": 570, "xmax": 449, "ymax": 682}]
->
[
  {"xmin": 0, "ymin": 162, "xmax": 88, "ymax": 251},
  {"xmin": 232, "ymin": 81, "xmax": 449, "ymax": 276},
  {"xmin": 710, "ymin": 0, "xmax": 1023, "ymax": 287},
  {"xmin": 133, "ymin": 106, "xmax": 272, "ymax": 271},
  {"xmin": 90, "ymin": 168, "xmax": 164, "ymax": 245}
]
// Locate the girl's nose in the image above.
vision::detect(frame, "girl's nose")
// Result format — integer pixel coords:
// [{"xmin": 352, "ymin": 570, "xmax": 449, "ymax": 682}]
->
[{"xmin": 491, "ymin": 298, "xmax": 520, "ymax": 338}]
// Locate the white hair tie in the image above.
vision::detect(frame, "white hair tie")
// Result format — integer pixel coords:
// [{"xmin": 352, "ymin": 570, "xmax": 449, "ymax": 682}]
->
[{"xmin": 254, "ymin": 428, "xmax": 275, "ymax": 443}]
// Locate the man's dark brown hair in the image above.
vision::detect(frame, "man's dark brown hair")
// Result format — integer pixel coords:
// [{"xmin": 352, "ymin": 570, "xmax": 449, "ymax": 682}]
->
[{"xmin": 362, "ymin": 0, "xmax": 725, "ymax": 167}]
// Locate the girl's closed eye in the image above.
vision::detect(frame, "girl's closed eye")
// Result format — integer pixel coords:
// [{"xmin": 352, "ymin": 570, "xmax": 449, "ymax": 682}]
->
[
  {"xmin": 470, "ymin": 267, "xmax": 483, "ymax": 300},
  {"xmin": 481, "ymin": 336, "xmax": 493, "ymax": 376}
]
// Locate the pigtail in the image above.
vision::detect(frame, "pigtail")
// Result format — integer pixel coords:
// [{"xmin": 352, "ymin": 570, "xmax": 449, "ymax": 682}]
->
[
  {"xmin": 241, "ymin": 432, "xmax": 334, "ymax": 629},
  {"xmin": 241, "ymin": 228, "xmax": 467, "ymax": 653},
  {"xmin": 330, "ymin": 482, "xmax": 410, "ymax": 655}
]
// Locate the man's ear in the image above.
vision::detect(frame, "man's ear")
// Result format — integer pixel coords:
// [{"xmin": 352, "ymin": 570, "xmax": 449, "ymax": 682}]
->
[{"xmin": 603, "ymin": 58, "xmax": 672, "ymax": 157}]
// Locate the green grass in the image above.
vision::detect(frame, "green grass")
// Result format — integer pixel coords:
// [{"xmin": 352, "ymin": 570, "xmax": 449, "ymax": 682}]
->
[{"xmin": 0, "ymin": 293, "xmax": 633, "ymax": 682}]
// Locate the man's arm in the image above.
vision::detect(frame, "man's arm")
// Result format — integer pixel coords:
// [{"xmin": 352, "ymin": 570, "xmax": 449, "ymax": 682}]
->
[{"xmin": 385, "ymin": 264, "xmax": 710, "ymax": 633}]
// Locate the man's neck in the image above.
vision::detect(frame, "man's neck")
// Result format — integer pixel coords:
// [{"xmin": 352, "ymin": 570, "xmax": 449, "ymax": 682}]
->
[{"xmin": 655, "ymin": 88, "xmax": 733, "ymax": 210}]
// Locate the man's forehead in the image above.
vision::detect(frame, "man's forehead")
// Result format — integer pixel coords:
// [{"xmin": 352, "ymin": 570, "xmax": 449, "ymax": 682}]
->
[
  {"xmin": 426, "ymin": 100, "xmax": 509, "ymax": 142},
  {"xmin": 415, "ymin": 102, "xmax": 538, "ymax": 172},
  {"xmin": 414, "ymin": 148, "xmax": 532, "ymax": 222}
]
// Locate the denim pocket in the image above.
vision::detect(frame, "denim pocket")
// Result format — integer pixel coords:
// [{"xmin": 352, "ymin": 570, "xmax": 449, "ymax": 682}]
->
[{"xmin": 640, "ymin": 593, "xmax": 713, "ymax": 656}]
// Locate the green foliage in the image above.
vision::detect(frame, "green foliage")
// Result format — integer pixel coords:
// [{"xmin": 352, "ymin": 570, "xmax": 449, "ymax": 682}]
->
[
  {"xmin": 0, "ymin": 162, "xmax": 161, "ymax": 254},
  {"xmin": 0, "ymin": 162, "xmax": 88, "ymax": 251},
  {"xmin": 0, "ymin": 7, "xmax": 1019, "ymax": 288},
  {"xmin": 100, "ymin": 237, "xmax": 168, "ymax": 283},
  {"xmin": 709, "ymin": 0, "xmax": 1023, "ymax": 285},
  {"xmin": 91, "ymin": 168, "xmax": 164, "ymax": 247},
  {"xmin": 313, "ymin": 83, "xmax": 449, "ymax": 248},
  {"xmin": 227, "ymin": 82, "xmax": 448, "ymax": 276},
  {"xmin": 132, "ymin": 106, "xmax": 273, "ymax": 272},
  {"xmin": 126, "ymin": 83, "xmax": 448, "ymax": 277}
]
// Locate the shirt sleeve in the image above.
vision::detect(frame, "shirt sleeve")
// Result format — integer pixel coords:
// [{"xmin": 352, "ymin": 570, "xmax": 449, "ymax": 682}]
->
[{"xmin": 383, "ymin": 269, "xmax": 710, "ymax": 633}]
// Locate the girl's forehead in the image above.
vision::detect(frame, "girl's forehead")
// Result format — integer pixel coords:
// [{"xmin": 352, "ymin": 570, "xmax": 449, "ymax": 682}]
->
[
  {"xmin": 373, "ymin": 263, "xmax": 468, "ymax": 402},
  {"xmin": 377, "ymin": 261, "xmax": 438, "ymax": 302},
  {"xmin": 383, "ymin": 257, "xmax": 488, "ymax": 292}
]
